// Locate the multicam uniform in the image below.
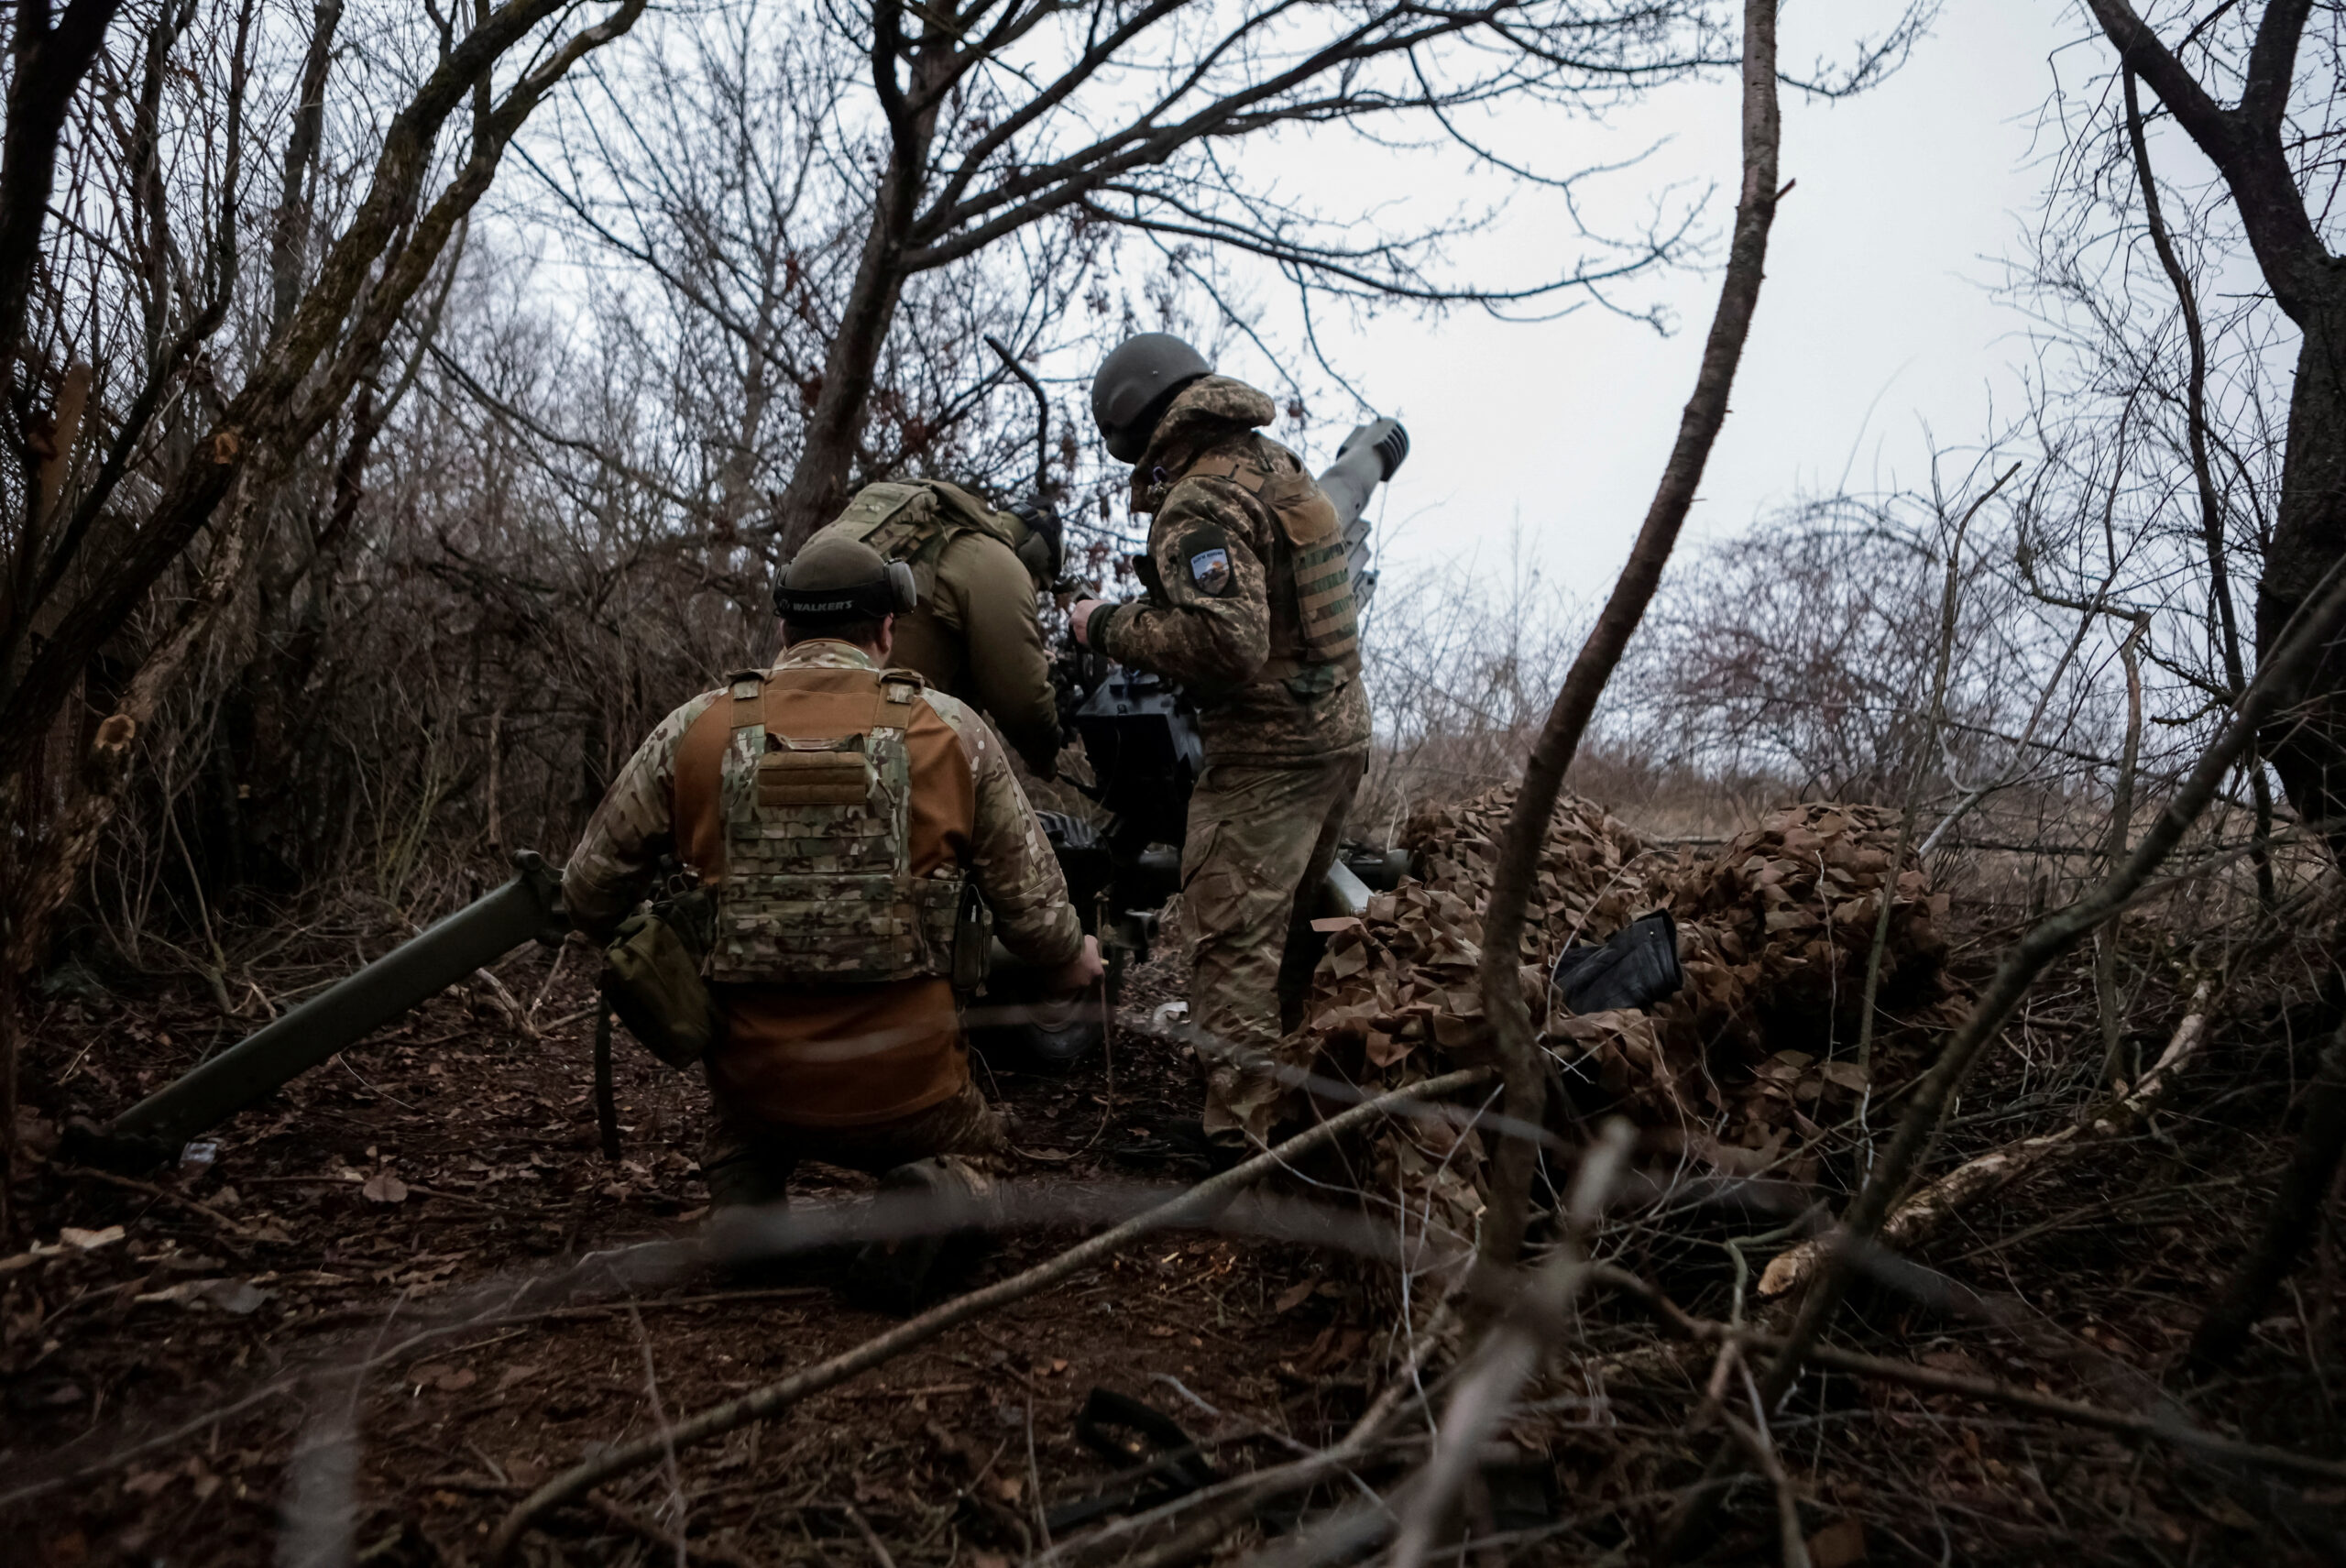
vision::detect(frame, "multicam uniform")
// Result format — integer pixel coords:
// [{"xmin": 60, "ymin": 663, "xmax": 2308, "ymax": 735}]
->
[
  {"xmin": 1085, "ymin": 377, "xmax": 1370, "ymax": 1143},
  {"xmin": 563, "ymin": 641, "xmax": 1082, "ymax": 1203},
  {"xmin": 803, "ymin": 481, "xmax": 1062, "ymax": 778}
]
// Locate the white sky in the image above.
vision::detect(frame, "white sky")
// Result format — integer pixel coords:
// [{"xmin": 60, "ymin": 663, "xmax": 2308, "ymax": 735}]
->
[{"xmin": 1222, "ymin": 0, "xmax": 2078, "ymax": 598}]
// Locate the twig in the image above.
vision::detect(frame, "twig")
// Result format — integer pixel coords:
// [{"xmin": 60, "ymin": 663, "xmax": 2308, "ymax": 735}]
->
[
  {"xmin": 2097, "ymin": 615, "xmax": 2149, "ymax": 1084},
  {"xmin": 1389, "ymin": 1120, "xmax": 1634, "ymax": 1568},
  {"xmin": 1473, "ymin": 0, "xmax": 1781, "ymax": 1284},
  {"xmin": 1036, "ymin": 1302, "xmax": 1462, "ymax": 1568},
  {"xmin": 842, "ymin": 1504, "xmax": 897, "ymax": 1568},
  {"xmin": 626, "ymin": 1299, "xmax": 688, "ymax": 1568},
  {"xmin": 1719, "ymin": 1374, "xmax": 1810, "ymax": 1568},
  {"xmin": 1855, "ymin": 460, "xmax": 2020, "ymax": 1073},
  {"xmin": 486, "ymin": 1068, "xmax": 1494, "ymax": 1563},
  {"xmin": 1756, "ymin": 976, "xmax": 2213, "ymax": 1300},
  {"xmin": 1025, "ymin": 1398, "xmax": 1052, "ymax": 1551},
  {"xmin": 589, "ymin": 1494, "xmax": 763, "ymax": 1568},
  {"xmin": 527, "ymin": 935, "xmax": 574, "ymax": 1024},
  {"xmin": 595, "ymin": 1006, "xmax": 622, "ymax": 1161},
  {"xmin": 60, "ymin": 1164, "xmax": 264, "ymax": 1241}
]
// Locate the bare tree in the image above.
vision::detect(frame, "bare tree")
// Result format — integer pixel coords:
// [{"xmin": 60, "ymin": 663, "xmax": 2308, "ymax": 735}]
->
[
  {"xmin": 622, "ymin": 0, "xmax": 1821, "ymax": 552},
  {"xmin": 0, "ymin": 5, "xmax": 126, "ymax": 460},
  {"xmin": 2078, "ymin": 3, "xmax": 2346, "ymax": 863},
  {"xmin": 0, "ymin": 0, "xmax": 651, "ymax": 1232}
]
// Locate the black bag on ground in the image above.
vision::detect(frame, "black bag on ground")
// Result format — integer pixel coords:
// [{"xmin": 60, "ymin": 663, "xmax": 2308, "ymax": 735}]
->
[
  {"xmin": 599, "ymin": 886, "xmax": 718, "ymax": 1069},
  {"xmin": 1549, "ymin": 910, "xmax": 1683, "ymax": 1018}
]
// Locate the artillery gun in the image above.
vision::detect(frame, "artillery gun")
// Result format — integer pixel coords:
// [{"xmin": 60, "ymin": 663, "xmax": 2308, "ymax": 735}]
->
[{"xmin": 73, "ymin": 420, "xmax": 1412, "ymax": 1163}]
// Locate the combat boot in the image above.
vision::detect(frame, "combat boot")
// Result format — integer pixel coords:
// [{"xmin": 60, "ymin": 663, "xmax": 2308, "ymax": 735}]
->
[
  {"xmin": 841, "ymin": 1156, "xmax": 1002, "ymax": 1314},
  {"xmin": 696, "ymin": 1124, "xmax": 808, "ymax": 1286}
]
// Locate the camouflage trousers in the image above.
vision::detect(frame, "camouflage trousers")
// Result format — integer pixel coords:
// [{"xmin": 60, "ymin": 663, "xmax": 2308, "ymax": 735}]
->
[
  {"xmin": 701, "ymin": 1077, "xmax": 1009, "ymax": 1209},
  {"xmin": 1181, "ymin": 750, "xmax": 1365, "ymax": 1144}
]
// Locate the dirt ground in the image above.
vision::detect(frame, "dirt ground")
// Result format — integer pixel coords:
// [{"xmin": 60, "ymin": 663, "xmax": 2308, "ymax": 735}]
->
[
  {"xmin": 4, "ymin": 892, "xmax": 2345, "ymax": 1566},
  {"xmin": 3, "ymin": 931, "xmax": 1376, "ymax": 1567}
]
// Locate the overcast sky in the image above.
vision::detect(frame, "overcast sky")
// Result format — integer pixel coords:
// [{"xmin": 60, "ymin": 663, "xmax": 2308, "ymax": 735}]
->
[{"xmin": 1218, "ymin": 0, "xmax": 2082, "ymax": 599}]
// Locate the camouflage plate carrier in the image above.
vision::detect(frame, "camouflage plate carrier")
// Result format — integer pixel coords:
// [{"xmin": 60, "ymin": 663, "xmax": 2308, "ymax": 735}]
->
[
  {"xmin": 813, "ymin": 480, "xmax": 1021, "ymax": 605},
  {"xmin": 708, "ymin": 666, "xmax": 966, "ymax": 984},
  {"xmin": 1189, "ymin": 445, "xmax": 1360, "ymax": 691}
]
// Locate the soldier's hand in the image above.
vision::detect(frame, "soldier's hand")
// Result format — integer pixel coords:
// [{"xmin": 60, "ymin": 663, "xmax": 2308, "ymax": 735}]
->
[
  {"xmin": 1069, "ymin": 598, "xmax": 1104, "ymax": 648},
  {"xmin": 1050, "ymin": 934, "xmax": 1104, "ymax": 994}
]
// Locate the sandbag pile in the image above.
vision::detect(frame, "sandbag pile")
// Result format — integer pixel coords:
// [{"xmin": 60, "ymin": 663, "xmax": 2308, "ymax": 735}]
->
[{"xmin": 1296, "ymin": 792, "xmax": 1951, "ymax": 1189}]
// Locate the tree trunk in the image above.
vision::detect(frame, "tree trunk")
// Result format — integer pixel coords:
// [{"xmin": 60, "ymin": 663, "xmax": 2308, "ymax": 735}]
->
[
  {"xmin": 2257, "ymin": 302, "xmax": 2346, "ymax": 862},
  {"xmin": 769, "ymin": 29, "xmax": 950, "ymax": 554},
  {"xmin": 770, "ymin": 217, "xmax": 910, "ymax": 552}
]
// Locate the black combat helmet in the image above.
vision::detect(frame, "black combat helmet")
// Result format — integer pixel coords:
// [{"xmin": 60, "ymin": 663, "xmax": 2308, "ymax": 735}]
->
[
  {"xmin": 773, "ymin": 533, "xmax": 917, "ymax": 625},
  {"xmin": 1091, "ymin": 333, "xmax": 1211, "ymax": 464}
]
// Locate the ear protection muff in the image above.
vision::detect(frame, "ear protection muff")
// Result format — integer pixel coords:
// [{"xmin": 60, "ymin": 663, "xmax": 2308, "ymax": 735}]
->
[
  {"xmin": 1014, "ymin": 531, "xmax": 1053, "ymax": 585},
  {"xmin": 887, "ymin": 559, "xmax": 918, "ymax": 612},
  {"xmin": 1006, "ymin": 499, "xmax": 1063, "ymax": 585}
]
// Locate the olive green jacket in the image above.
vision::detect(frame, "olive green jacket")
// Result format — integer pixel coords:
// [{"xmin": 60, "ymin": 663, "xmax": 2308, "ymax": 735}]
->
[
  {"xmin": 892, "ymin": 526, "xmax": 1061, "ymax": 779},
  {"xmin": 803, "ymin": 481, "xmax": 1062, "ymax": 779}
]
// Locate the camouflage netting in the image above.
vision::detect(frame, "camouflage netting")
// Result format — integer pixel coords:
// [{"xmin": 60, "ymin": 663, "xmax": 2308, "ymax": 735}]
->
[{"xmin": 1292, "ymin": 791, "xmax": 1954, "ymax": 1265}]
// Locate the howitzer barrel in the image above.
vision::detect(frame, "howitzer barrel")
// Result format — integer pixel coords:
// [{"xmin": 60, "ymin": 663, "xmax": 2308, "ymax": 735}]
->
[
  {"xmin": 1317, "ymin": 417, "xmax": 1407, "ymax": 614},
  {"xmin": 93, "ymin": 851, "xmax": 569, "ymax": 1164},
  {"xmin": 1317, "ymin": 417, "xmax": 1409, "ymax": 536}
]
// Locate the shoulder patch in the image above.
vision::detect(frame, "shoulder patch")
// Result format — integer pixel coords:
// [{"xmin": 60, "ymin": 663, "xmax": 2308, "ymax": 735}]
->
[{"xmin": 1178, "ymin": 525, "xmax": 1234, "ymax": 597}]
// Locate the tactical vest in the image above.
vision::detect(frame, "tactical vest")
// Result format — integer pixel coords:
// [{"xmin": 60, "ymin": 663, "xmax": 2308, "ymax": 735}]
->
[
  {"xmin": 1184, "ymin": 441, "xmax": 1360, "ymax": 683},
  {"xmin": 706, "ymin": 666, "xmax": 966, "ymax": 985},
  {"xmin": 814, "ymin": 481, "xmax": 1022, "ymax": 609}
]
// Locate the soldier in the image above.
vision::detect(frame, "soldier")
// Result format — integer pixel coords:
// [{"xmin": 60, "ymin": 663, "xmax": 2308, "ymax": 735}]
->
[
  {"xmin": 565, "ymin": 533, "xmax": 1102, "ymax": 1299},
  {"xmin": 799, "ymin": 478, "xmax": 1066, "ymax": 779},
  {"xmin": 1069, "ymin": 334, "xmax": 1368, "ymax": 1150}
]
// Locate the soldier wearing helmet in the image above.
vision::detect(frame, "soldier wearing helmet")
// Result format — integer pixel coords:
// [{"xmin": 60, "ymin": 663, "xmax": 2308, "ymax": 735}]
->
[
  {"xmin": 1070, "ymin": 334, "xmax": 1370, "ymax": 1150},
  {"xmin": 800, "ymin": 478, "xmax": 1067, "ymax": 779},
  {"xmin": 565, "ymin": 534, "xmax": 1102, "ymax": 1302}
]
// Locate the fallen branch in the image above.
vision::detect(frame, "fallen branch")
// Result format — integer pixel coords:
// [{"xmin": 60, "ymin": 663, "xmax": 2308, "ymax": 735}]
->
[
  {"xmin": 486, "ymin": 1067, "xmax": 1495, "ymax": 1563},
  {"xmin": 1757, "ymin": 978, "xmax": 2213, "ymax": 1299},
  {"xmin": 1601, "ymin": 1268, "xmax": 2346, "ymax": 1486},
  {"xmin": 60, "ymin": 1163, "xmax": 267, "ymax": 1243}
]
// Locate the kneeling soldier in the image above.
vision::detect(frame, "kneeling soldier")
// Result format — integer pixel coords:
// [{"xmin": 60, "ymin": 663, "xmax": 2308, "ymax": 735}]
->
[{"xmin": 564, "ymin": 534, "xmax": 1101, "ymax": 1300}]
